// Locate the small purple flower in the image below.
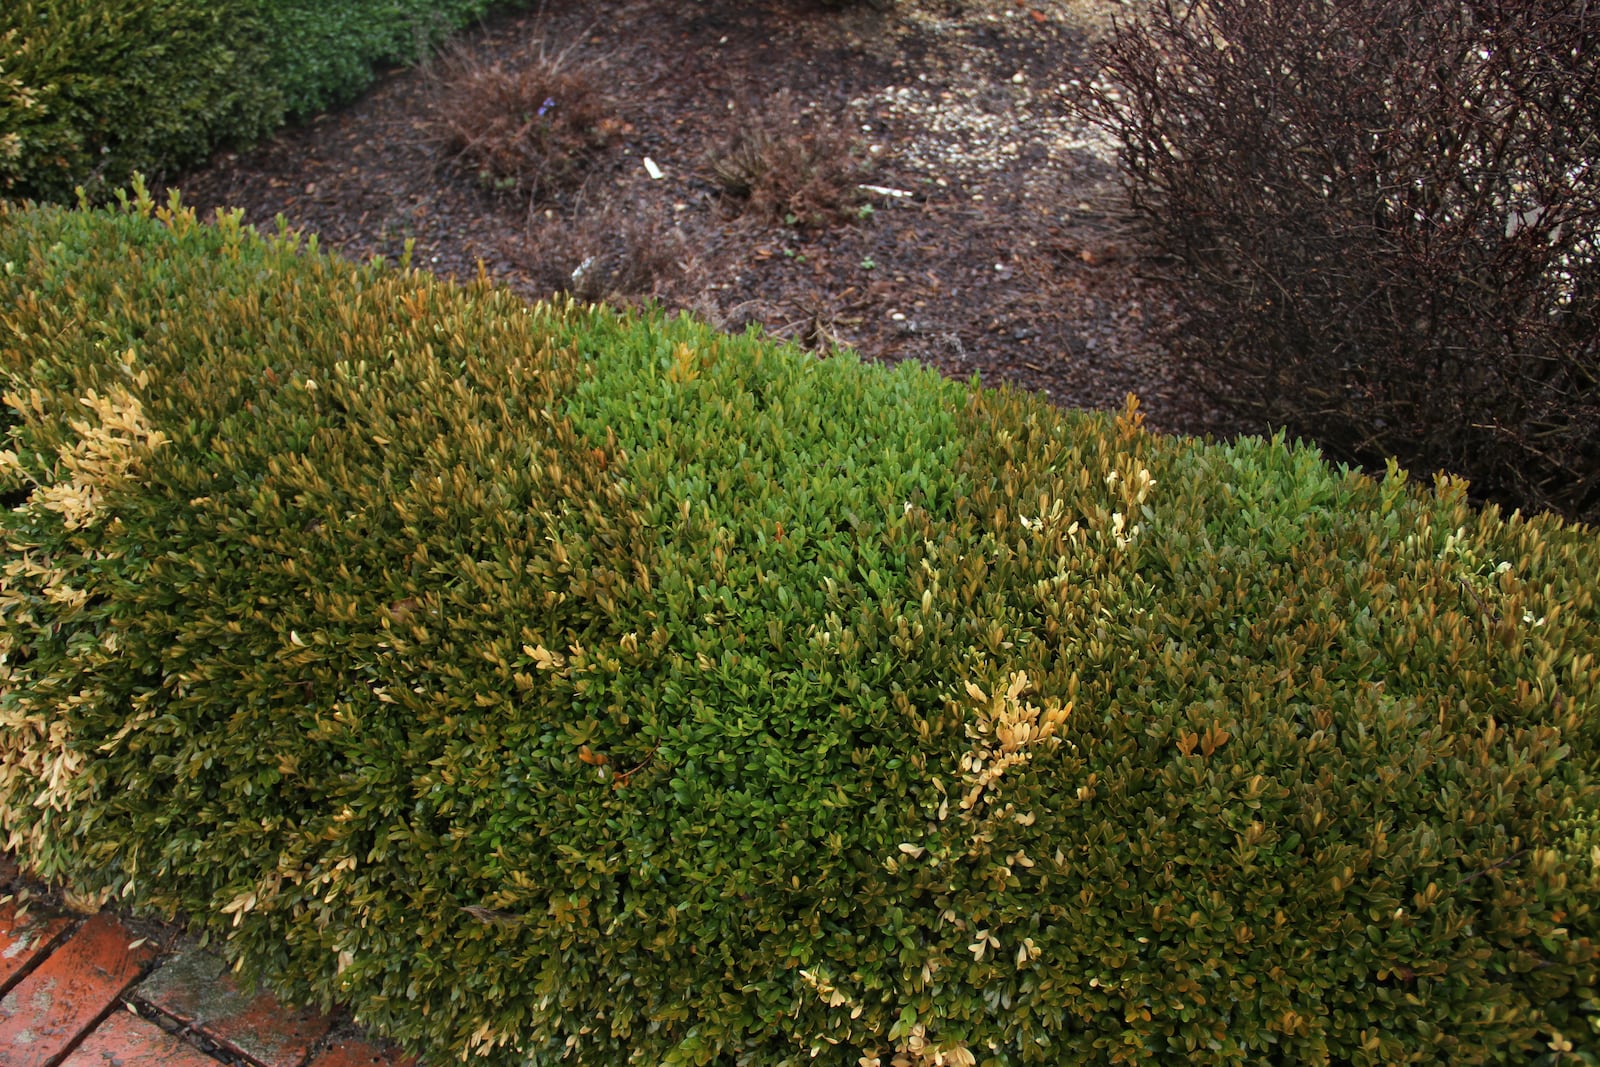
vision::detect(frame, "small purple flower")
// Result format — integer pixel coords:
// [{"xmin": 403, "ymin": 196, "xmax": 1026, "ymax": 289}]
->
[{"xmin": 537, "ymin": 97, "xmax": 555, "ymax": 118}]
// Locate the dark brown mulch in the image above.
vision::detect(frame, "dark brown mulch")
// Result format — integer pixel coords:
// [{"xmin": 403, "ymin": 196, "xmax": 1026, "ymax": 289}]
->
[{"xmin": 171, "ymin": 0, "xmax": 1237, "ymax": 438}]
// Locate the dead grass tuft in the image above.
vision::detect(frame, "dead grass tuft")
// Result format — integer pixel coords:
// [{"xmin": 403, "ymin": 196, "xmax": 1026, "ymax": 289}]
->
[
  {"xmin": 422, "ymin": 39, "xmax": 620, "ymax": 201},
  {"xmin": 508, "ymin": 204, "xmax": 688, "ymax": 307},
  {"xmin": 709, "ymin": 90, "xmax": 870, "ymax": 229}
]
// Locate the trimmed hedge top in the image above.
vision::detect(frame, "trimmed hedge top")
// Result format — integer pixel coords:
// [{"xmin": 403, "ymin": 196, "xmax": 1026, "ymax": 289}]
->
[{"xmin": 1, "ymin": 186, "xmax": 1598, "ymax": 1065}]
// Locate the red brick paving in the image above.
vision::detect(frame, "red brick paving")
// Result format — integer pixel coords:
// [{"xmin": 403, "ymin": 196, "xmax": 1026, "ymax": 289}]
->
[
  {"xmin": 0, "ymin": 903, "xmax": 73, "ymax": 992},
  {"xmin": 306, "ymin": 1037, "xmax": 419, "ymax": 1067},
  {"xmin": 57, "ymin": 1008, "xmax": 218, "ymax": 1067},
  {"xmin": 0, "ymin": 912, "xmax": 157, "ymax": 1067},
  {"xmin": 0, "ymin": 900, "xmax": 420, "ymax": 1067},
  {"xmin": 136, "ymin": 950, "xmax": 333, "ymax": 1067}
]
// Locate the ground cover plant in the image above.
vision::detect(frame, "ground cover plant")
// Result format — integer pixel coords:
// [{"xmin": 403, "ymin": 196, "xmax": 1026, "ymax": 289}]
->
[
  {"xmin": 422, "ymin": 40, "xmax": 620, "ymax": 202},
  {"xmin": 517, "ymin": 204, "xmax": 689, "ymax": 306},
  {"xmin": 2, "ymin": 187, "xmax": 1599, "ymax": 1064},
  {"xmin": 710, "ymin": 90, "xmax": 872, "ymax": 228}
]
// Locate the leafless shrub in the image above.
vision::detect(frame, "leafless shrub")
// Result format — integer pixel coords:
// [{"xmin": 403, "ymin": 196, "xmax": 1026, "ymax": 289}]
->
[
  {"xmin": 709, "ymin": 90, "xmax": 870, "ymax": 228},
  {"xmin": 1078, "ymin": 0, "xmax": 1600, "ymax": 521},
  {"xmin": 509, "ymin": 205, "xmax": 688, "ymax": 307},
  {"xmin": 422, "ymin": 39, "xmax": 620, "ymax": 201}
]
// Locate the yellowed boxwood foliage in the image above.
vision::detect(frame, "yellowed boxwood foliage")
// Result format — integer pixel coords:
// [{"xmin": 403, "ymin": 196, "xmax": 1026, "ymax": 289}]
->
[{"xmin": 1, "ymin": 185, "xmax": 1598, "ymax": 1066}]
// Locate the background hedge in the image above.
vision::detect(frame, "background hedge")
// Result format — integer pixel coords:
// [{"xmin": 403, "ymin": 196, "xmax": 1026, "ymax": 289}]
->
[
  {"xmin": 0, "ymin": 0, "xmax": 279, "ymax": 202},
  {"xmin": 0, "ymin": 188, "xmax": 1597, "ymax": 1065},
  {"xmin": 256, "ymin": 0, "xmax": 516, "ymax": 118},
  {"xmin": 0, "ymin": 0, "xmax": 534, "ymax": 203}
]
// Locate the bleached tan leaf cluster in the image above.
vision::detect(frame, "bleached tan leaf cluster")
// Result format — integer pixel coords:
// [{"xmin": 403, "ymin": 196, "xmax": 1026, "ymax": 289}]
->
[
  {"xmin": 957, "ymin": 671, "xmax": 1071, "ymax": 814},
  {"xmin": 859, "ymin": 1024, "xmax": 977, "ymax": 1067},
  {"xmin": 5, "ymin": 382, "xmax": 166, "ymax": 531},
  {"xmin": 0, "ymin": 380, "xmax": 166, "ymax": 861},
  {"xmin": 800, "ymin": 967, "xmax": 862, "ymax": 1015},
  {"xmin": 1102, "ymin": 464, "xmax": 1154, "ymax": 550}
]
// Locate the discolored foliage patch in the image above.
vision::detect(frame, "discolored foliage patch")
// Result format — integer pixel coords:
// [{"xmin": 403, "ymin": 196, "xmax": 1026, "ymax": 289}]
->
[{"xmin": 0, "ymin": 191, "xmax": 1597, "ymax": 1066}]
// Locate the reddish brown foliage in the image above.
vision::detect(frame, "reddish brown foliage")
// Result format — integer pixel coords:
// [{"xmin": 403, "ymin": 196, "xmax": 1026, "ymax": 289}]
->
[
  {"xmin": 709, "ymin": 90, "xmax": 869, "ymax": 229},
  {"xmin": 1082, "ymin": 0, "xmax": 1600, "ymax": 521},
  {"xmin": 423, "ymin": 42, "xmax": 619, "ymax": 201}
]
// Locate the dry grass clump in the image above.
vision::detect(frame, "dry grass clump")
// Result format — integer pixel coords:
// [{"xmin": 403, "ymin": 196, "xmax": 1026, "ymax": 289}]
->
[
  {"xmin": 709, "ymin": 90, "xmax": 870, "ymax": 228},
  {"xmin": 509, "ymin": 205, "xmax": 688, "ymax": 306},
  {"xmin": 423, "ymin": 40, "xmax": 619, "ymax": 201}
]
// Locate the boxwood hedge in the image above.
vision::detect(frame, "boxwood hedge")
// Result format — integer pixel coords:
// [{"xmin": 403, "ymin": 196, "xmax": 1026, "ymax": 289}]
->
[
  {"xmin": 256, "ymin": 0, "xmax": 521, "ymax": 118},
  {"xmin": 0, "ymin": 0, "xmax": 531, "ymax": 203},
  {"xmin": 1, "ymin": 185, "xmax": 1597, "ymax": 1065},
  {"xmin": 0, "ymin": 0, "xmax": 280, "ymax": 203}
]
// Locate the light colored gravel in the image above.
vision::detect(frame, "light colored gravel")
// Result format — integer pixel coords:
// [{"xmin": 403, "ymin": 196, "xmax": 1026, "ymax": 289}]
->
[{"xmin": 838, "ymin": 0, "xmax": 1128, "ymax": 188}]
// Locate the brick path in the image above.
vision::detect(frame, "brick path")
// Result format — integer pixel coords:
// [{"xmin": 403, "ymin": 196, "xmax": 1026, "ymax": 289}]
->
[{"xmin": 0, "ymin": 901, "xmax": 417, "ymax": 1067}]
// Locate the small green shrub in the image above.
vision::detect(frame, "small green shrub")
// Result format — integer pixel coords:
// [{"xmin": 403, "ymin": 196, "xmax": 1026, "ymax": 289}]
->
[
  {"xmin": 1, "ymin": 188, "xmax": 1598, "ymax": 1066},
  {"xmin": 0, "ymin": 0, "xmax": 281, "ymax": 202},
  {"xmin": 0, "ymin": 0, "xmax": 541, "ymax": 204},
  {"xmin": 257, "ymin": 0, "xmax": 527, "ymax": 118}
]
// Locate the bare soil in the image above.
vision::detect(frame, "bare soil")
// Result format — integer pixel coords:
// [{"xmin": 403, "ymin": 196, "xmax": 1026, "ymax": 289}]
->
[{"xmin": 172, "ymin": 0, "xmax": 1236, "ymax": 438}]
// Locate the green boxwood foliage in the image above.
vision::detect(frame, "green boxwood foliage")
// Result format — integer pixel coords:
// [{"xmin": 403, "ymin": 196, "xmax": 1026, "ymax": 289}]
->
[
  {"xmin": 0, "ymin": 0, "xmax": 281, "ymax": 203},
  {"xmin": 1, "ymin": 187, "xmax": 1598, "ymax": 1066},
  {"xmin": 0, "ymin": 1, "xmax": 535, "ymax": 204},
  {"xmin": 256, "ymin": 0, "xmax": 518, "ymax": 117}
]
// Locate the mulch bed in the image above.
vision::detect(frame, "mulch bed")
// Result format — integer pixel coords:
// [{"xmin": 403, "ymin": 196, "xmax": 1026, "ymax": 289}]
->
[{"xmin": 172, "ymin": 0, "xmax": 1237, "ymax": 437}]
